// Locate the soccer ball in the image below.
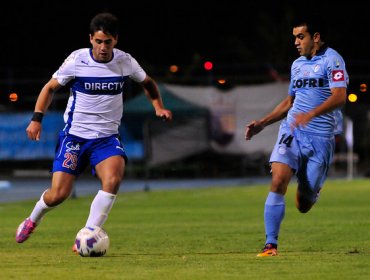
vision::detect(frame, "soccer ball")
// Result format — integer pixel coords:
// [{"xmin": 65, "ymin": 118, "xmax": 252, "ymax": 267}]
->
[{"xmin": 74, "ymin": 226, "xmax": 109, "ymax": 257}]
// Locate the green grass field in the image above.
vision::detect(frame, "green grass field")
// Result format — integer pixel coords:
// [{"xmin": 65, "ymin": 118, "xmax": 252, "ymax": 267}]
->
[{"xmin": 0, "ymin": 178, "xmax": 369, "ymax": 279}]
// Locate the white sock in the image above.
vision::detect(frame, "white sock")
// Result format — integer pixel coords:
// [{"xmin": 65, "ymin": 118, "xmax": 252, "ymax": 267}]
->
[
  {"xmin": 85, "ymin": 190, "xmax": 116, "ymax": 227},
  {"xmin": 29, "ymin": 190, "xmax": 55, "ymax": 225}
]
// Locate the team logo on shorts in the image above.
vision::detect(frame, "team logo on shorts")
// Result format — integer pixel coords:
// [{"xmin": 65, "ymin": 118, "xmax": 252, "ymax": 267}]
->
[
  {"xmin": 332, "ymin": 70, "xmax": 344, "ymax": 81},
  {"xmin": 278, "ymin": 146, "xmax": 286, "ymax": 155},
  {"xmin": 66, "ymin": 142, "xmax": 80, "ymax": 152},
  {"xmin": 115, "ymin": 145, "xmax": 124, "ymax": 152},
  {"xmin": 63, "ymin": 142, "xmax": 80, "ymax": 170}
]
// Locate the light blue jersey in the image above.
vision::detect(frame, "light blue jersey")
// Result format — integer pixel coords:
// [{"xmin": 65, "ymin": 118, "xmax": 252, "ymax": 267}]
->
[
  {"xmin": 287, "ymin": 46, "xmax": 348, "ymax": 136},
  {"xmin": 270, "ymin": 46, "xmax": 348, "ymax": 200}
]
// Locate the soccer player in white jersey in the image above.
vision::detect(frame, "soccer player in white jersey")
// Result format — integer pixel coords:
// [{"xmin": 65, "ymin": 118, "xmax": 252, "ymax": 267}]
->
[
  {"xmin": 15, "ymin": 13, "xmax": 172, "ymax": 248},
  {"xmin": 245, "ymin": 14, "xmax": 348, "ymax": 256}
]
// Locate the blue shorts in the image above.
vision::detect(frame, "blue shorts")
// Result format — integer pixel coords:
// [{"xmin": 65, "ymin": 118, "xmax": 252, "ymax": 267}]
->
[
  {"xmin": 52, "ymin": 132, "xmax": 127, "ymax": 176},
  {"xmin": 270, "ymin": 121, "xmax": 335, "ymax": 200}
]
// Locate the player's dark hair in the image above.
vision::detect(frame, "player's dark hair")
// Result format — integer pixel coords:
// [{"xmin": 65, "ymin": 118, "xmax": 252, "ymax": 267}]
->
[
  {"xmin": 89, "ymin": 12, "xmax": 119, "ymax": 37},
  {"xmin": 293, "ymin": 13, "xmax": 328, "ymax": 42}
]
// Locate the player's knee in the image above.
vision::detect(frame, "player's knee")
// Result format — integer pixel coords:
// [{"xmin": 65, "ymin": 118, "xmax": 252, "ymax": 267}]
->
[
  {"xmin": 271, "ymin": 177, "xmax": 290, "ymax": 193},
  {"xmin": 44, "ymin": 190, "xmax": 70, "ymax": 206},
  {"xmin": 111, "ymin": 175, "xmax": 123, "ymax": 187},
  {"xmin": 102, "ymin": 175, "xmax": 122, "ymax": 193}
]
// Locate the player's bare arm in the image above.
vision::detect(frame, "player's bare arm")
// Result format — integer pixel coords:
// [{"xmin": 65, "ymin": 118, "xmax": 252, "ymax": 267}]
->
[
  {"xmin": 291, "ymin": 87, "xmax": 347, "ymax": 129},
  {"xmin": 245, "ymin": 96, "xmax": 294, "ymax": 140},
  {"xmin": 141, "ymin": 76, "xmax": 173, "ymax": 121},
  {"xmin": 26, "ymin": 78, "xmax": 62, "ymax": 141},
  {"xmin": 245, "ymin": 120, "xmax": 264, "ymax": 140}
]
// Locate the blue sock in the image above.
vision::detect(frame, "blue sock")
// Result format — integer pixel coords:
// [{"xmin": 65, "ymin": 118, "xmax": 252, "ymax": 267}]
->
[{"xmin": 264, "ymin": 192, "xmax": 285, "ymax": 246}]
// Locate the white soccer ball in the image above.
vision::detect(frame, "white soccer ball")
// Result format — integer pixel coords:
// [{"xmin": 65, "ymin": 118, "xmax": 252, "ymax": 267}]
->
[{"xmin": 74, "ymin": 226, "xmax": 110, "ymax": 257}]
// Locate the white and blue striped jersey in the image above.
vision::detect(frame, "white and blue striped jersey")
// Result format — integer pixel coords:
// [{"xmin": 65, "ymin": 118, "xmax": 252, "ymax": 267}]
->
[
  {"xmin": 287, "ymin": 47, "xmax": 348, "ymax": 136},
  {"xmin": 53, "ymin": 48, "xmax": 146, "ymax": 139}
]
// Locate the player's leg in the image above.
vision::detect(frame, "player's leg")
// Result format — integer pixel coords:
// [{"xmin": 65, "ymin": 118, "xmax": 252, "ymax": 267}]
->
[
  {"xmin": 96, "ymin": 155, "xmax": 125, "ymax": 194},
  {"xmin": 296, "ymin": 163, "xmax": 328, "ymax": 213},
  {"xmin": 257, "ymin": 121, "xmax": 298, "ymax": 256},
  {"xmin": 16, "ymin": 133, "xmax": 85, "ymax": 243},
  {"xmin": 16, "ymin": 172, "xmax": 75, "ymax": 243},
  {"xmin": 84, "ymin": 135, "xmax": 126, "ymax": 228},
  {"xmin": 44, "ymin": 172, "xmax": 76, "ymax": 206},
  {"xmin": 257, "ymin": 162, "xmax": 293, "ymax": 257},
  {"xmin": 295, "ymin": 135, "xmax": 334, "ymax": 213},
  {"xmin": 296, "ymin": 180, "xmax": 318, "ymax": 213},
  {"xmin": 85, "ymin": 155, "xmax": 125, "ymax": 227}
]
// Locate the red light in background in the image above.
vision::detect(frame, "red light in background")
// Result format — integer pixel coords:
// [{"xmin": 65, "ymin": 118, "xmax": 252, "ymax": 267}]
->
[{"xmin": 203, "ymin": 61, "xmax": 213, "ymax": 71}]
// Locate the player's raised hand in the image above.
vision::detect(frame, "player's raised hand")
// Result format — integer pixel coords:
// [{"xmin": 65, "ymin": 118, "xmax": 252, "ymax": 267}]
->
[{"xmin": 245, "ymin": 120, "xmax": 264, "ymax": 140}]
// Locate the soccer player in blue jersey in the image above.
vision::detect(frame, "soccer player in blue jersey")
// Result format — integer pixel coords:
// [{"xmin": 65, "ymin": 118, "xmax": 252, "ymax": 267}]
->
[
  {"xmin": 15, "ymin": 13, "xmax": 172, "ymax": 247},
  {"xmin": 245, "ymin": 15, "xmax": 348, "ymax": 256}
]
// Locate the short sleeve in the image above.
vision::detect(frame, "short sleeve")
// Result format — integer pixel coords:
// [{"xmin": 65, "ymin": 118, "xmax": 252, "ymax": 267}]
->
[
  {"xmin": 129, "ymin": 56, "xmax": 146, "ymax": 83},
  {"xmin": 52, "ymin": 51, "xmax": 77, "ymax": 85}
]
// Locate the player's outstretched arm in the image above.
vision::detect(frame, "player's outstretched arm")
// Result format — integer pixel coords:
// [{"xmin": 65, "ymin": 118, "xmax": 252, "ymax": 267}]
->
[
  {"xmin": 245, "ymin": 120, "xmax": 264, "ymax": 140},
  {"xmin": 245, "ymin": 95, "xmax": 294, "ymax": 141},
  {"xmin": 140, "ymin": 75, "xmax": 172, "ymax": 121}
]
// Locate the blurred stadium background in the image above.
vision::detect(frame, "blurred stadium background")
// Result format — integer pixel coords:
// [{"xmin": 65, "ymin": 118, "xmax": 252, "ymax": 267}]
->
[
  {"xmin": 1, "ymin": 1, "xmax": 370, "ymax": 184},
  {"xmin": 1, "ymin": 63, "xmax": 368, "ymax": 182}
]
